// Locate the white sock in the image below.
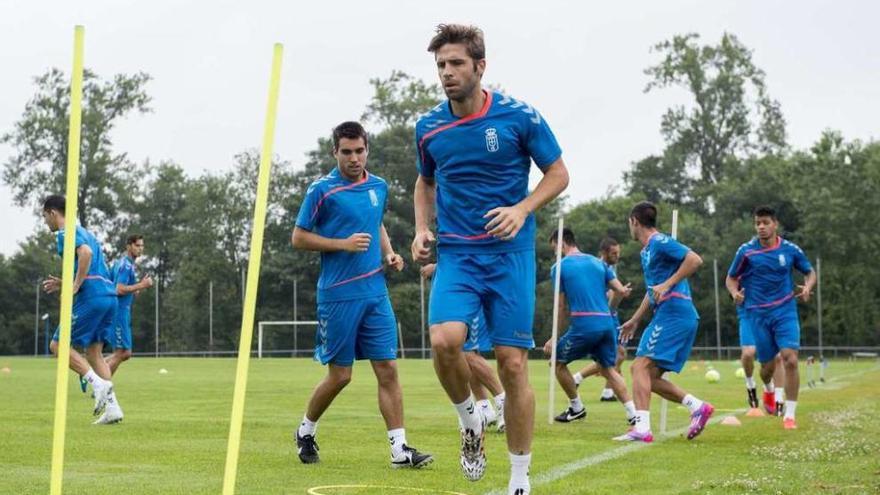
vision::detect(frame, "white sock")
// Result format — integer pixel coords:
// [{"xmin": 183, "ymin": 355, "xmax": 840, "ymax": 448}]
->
[
  {"xmin": 745, "ymin": 376, "xmax": 756, "ymax": 389},
  {"xmin": 84, "ymin": 369, "xmax": 104, "ymax": 386},
  {"xmin": 601, "ymin": 388, "xmax": 614, "ymax": 399},
  {"xmin": 774, "ymin": 388, "xmax": 784, "ymax": 403},
  {"xmin": 570, "ymin": 396, "xmax": 584, "ymax": 412},
  {"xmin": 509, "ymin": 452, "xmax": 531, "ymax": 491},
  {"xmin": 477, "ymin": 399, "xmax": 492, "ymax": 413},
  {"xmin": 763, "ymin": 382, "xmax": 775, "ymax": 393},
  {"xmin": 572, "ymin": 372, "xmax": 584, "ymax": 385},
  {"xmin": 298, "ymin": 415, "xmax": 318, "ymax": 437},
  {"xmin": 454, "ymin": 396, "xmax": 482, "ymax": 432},
  {"xmin": 784, "ymin": 400, "xmax": 797, "ymax": 420},
  {"xmin": 682, "ymin": 394, "xmax": 704, "ymax": 414},
  {"xmin": 388, "ymin": 428, "xmax": 406, "ymax": 457},
  {"xmin": 634, "ymin": 410, "xmax": 651, "ymax": 433},
  {"xmin": 623, "ymin": 400, "xmax": 636, "ymax": 420},
  {"xmin": 494, "ymin": 392, "xmax": 506, "ymax": 410}
]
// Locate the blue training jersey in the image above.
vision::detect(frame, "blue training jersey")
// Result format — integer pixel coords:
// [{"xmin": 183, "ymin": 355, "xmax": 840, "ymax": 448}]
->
[
  {"xmin": 110, "ymin": 255, "xmax": 137, "ymax": 309},
  {"xmin": 551, "ymin": 252, "xmax": 616, "ymax": 317},
  {"xmin": 415, "ymin": 90, "xmax": 562, "ymax": 254},
  {"xmin": 295, "ymin": 168, "xmax": 389, "ymax": 303},
  {"xmin": 55, "ymin": 225, "xmax": 116, "ymax": 301},
  {"xmin": 640, "ymin": 232, "xmax": 694, "ymax": 309},
  {"xmin": 727, "ymin": 236, "xmax": 813, "ymax": 311}
]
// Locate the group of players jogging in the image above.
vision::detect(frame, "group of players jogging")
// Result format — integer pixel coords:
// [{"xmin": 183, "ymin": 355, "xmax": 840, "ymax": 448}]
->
[{"xmin": 43, "ymin": 23, "xmax": 815, "ymax": 495}]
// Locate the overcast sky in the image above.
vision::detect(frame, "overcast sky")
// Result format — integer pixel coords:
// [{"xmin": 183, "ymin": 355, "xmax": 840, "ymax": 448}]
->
[{"xmin": 1, "ymin": 0, "xmax": 877, "ymax": 255}]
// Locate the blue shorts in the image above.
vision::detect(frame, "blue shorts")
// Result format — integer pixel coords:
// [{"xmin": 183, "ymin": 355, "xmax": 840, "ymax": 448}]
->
[
  {"xmin": 463, "ymin": 312, "xmax": 492, "ymax": 353},
  {"xmin": 52, "ymin": 296, "xmax": 117, "ymax": 348},
  {"xmin": 430, "ymin": 251, "xmax": 536, "ymax": 349},
  {"xmin": 556, "ymin": 317, "xmax": 617, "ymax": 367},
  {"xmin": 738, "ymin": 312, "xmax": 756, "ymax": 348},
  {"xmin": 751, "ymin": 305, "xmax": 800, "ymax": 363},
  {"xmin": 107, "ymin": 305, "xmax": 133, "ymax": 350},
  {"xmin": 315, "ymin": 294, "xmax": 398, "ymax": 367},
  {"xmin": 636, "ymin": 302, "xmax": 699, "ymax": 373}
]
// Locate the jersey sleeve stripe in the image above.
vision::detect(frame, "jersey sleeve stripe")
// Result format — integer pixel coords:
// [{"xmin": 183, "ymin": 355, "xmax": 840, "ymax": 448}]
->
[
  {"xmin": 417, "ymin": 91, "xmax": 494, "ymax": 168},
  {"xmin": 310, "ymin": 172, "xmax": 370, "ymax": 221}
]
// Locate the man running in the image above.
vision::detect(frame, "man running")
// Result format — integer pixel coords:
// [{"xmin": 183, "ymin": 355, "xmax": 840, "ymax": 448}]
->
[
  {"xmin": 412, "ymin": 24, "xmax": 569, "ymax": 494},
  {"xmin": 105, "ymin": 234, "xmax": 153, "ymax": 376}
]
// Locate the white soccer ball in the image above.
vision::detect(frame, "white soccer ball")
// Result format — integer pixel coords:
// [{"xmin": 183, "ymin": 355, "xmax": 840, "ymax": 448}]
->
[
  {"xmin": 705, "ymin": 369, "xmax": 721, "ymax": 383},
  {"xmin": 735, "ymin": 367, "xmax": 746, "ymax": 379},
  {"xmin": 158, "ymin": 368, "xmax": 168, "ymax": 375}
]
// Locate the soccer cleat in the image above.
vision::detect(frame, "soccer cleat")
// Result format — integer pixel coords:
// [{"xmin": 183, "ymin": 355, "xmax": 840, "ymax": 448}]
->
[
  {"xmin": 627, "ymin": 415, "xmax": 637, "ymax": 427},
  {"xmin": 599, "ymin": 395, "xmax": 618, "ymax": 402},
  {"xmin": 747, "ymin": 388, "xmax": 759, "ymax": 409},
  {"xmin": 296, "ymin": 431, "xmax": 320, "ymax": 464},
  {"xmin": 554, "ymin": 407, "xmax": 586, "ymax": 423},
  {"xmin": 391, "ymin": 444, "xmax": 434, "ymax": 469},
  {"xmin": 496, "ymin": 401, "xmax": 506, "ymax": 433},
  {"xmin": 775, "ymin": 402, "xmax": 785, "ymax": 417},
  {"xmin": 92, "ymin": 383, "xmax": 113, "ymax": 416},
  {"xmin": 93, "ymin": 403, "xmax": 123, "ymax": 425},
  {"xmin": 783, "ymin": 418, "xmax": 797, "ymax": 430},
  {"xmin": 687, "ymin": 403, "xmax": 715, "ymax": 440},
  {"xmin": 79, "ymin": 376, "xmax": 88, "ymax": 394},
  {"xmin": 613, "ymin": 429, "xmax": 653, "ymax": 443},
  {"xmin": 509, "ymin": 486, "xmax": 530, "ymax": 495},
  {"xmin": 762, "ymin": 391, "xmax": 776, "ymax": 415},
  {"xmin": 459, "ymin": 426, "xmax": 486, "ymax": 481},
  {"xmin": 481, "ymin": 405, "xmax": 498, "ymax": 427}
]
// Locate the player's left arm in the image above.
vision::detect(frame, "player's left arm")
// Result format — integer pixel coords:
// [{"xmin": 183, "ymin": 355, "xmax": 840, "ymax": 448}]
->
[
  {"xmin": 72, "ymin": 244, "xmax": 92, "ymax": 294},
  {"xmin": 380, "ymin": 224, "xmax": 404, "ymax": 272},
  {"xmin": 484, "ymin": 159, "xmax": 569, "ymax": 240},
  {"xmin": 792, "ymin": 246, "xmax": 817, "ymax": 302},
  {"xmin": 651, "ymin": 250, "xmax": 703, "ymax": 300}
]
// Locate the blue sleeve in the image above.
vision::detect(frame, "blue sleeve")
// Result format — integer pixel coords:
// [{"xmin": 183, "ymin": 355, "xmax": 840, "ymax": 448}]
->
[
  {"xmin": 55, "ymin": 229, "xmax": 87, "ymax": 257},
  {"xmin": 728, "ymin": 246, "xmax": 748, "ymax": 278},
  {"xmin": 55, "ymin": 232, "xmax": 63, "ymax": 257},
  {"xmin": 295, "ymin": 182, "xmax": 323, "ymax": 231},
  {"xmin": 125, "ymin": 263, "xmax": 136, "ymax": 285},
  {"xmin": 110, "ymin": 260, "xmax": 120, "ymax": 283},
  {"xmin": 415, "ymin": 125, "xmax": 436, "ymax": 179},
  {"xmin": 791, "ymin": 244, "xmax": 813, "ymax": 275},
  {"xmin": 604, "ymin": 263, "xmax": 616, "ymax": 284},
  {"xmin": 660, "ymin": 237, "xmax": 690, "ymax": 262},
  {"xmin": 521, "ymin": 107, "xmax": 562, "ymax": 170}
]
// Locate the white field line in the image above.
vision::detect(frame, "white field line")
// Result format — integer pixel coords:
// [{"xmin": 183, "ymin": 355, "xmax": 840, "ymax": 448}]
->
[{"xmin": 482, "ymin": 365, "xmax": 880, "ymax": 495}]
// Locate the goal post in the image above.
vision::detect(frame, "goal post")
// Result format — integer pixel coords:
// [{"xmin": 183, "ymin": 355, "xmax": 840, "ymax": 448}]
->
[{"xmin": 257, "ymin": 320, "xmax": 319, "ymax": 358}]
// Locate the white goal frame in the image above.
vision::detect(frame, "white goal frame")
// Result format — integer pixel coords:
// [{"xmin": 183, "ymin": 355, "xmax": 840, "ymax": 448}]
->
[{"xmin": 256, "ymin": 320, "xmax": 319, "ymax": 359}]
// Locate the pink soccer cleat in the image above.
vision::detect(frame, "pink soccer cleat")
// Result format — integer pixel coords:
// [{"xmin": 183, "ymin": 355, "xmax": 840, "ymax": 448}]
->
[{"xmin": 687, "ymin": 403, "xmax": 715, "ymax": 440}]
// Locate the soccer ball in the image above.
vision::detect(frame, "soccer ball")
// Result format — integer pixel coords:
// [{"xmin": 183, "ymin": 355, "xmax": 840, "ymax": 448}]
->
[
  {"xmin": 705, "ymin": 369, "xmax": 721, "ymax": 383},
  {"xmin": 158, "ymin": 368, "xmax": 169, "ymax": 375},
  {"xmin": 735, "ymin": 367, "xmax": 746, "ymax": 379}
]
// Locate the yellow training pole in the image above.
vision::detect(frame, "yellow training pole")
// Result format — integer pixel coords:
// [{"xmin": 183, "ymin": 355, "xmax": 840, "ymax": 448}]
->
[
  {"xmin": 221, "ymin": 43, "xmax": 284, "ymax": 495},
  {"xmin": 50, "ymin": 25, "xmax": 85, "ymax": 495}
]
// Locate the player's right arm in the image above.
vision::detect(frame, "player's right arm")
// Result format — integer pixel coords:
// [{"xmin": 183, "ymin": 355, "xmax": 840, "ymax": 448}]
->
[
  {"xmin": 72, "ymin": 244, "xmax": 92, "ymax": 294},
  {"xmin": 411, "ymin": 171, "xmax": 436, "ymax": 264},
  {"xmin": 291, "ymin": 227, "xmax": 371, "ymax": 253},
  {"xmin": 543, "ymin": 292, "xmax": 568, "ymax": 356},
  {"xmin": 619, "ymin": 293, "xmax": 651, "ymax": 343}
]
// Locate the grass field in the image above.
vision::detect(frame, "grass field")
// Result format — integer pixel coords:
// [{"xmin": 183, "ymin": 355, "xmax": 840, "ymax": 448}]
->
[{"xmin": 0, "ymin": 356, "xmax": 878, "ymax": 495}]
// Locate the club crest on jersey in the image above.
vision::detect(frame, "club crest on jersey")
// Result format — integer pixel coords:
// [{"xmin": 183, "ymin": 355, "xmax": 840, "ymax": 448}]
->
[
  {"xmin": 485, "ymin": 127, "xmax": 499, "ymax": 152},
  {"xmin": 368, "ymin": 189, "xmax": 379, "ymax": 207},
  {"xmin": 778, "ymin": 254, "xmax": 787, "ymax": 267}
]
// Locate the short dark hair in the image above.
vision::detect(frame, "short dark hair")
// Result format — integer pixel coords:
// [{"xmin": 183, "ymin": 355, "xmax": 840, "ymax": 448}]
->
[
  {"xmin": 127, "ymin": 234, "xmax": 144, "ymax": 245},
  {"xmin": 599, "ymin": 237, "xmax": 619, "ymax": 253},
  {"xmin": 42, "ymin": 195, "xmax": 65, "ymax": 215},
  {"xmin": 630, "ymin": 201, "xmax": 658, "ymax": 228},
  {"xmin": 752, "ymin": 205, "xmax": 777, "ymax": 220},
  {"xmin": 548, "ymin": 227, "xmax": 576, "ymax": 246},
  {"xmin": 427, "ymin": 24, "xmax": 486, "ymax": 61},
  {"xmin": 332, "ymin": 121, "xmax": 368, "ymax": 151}
]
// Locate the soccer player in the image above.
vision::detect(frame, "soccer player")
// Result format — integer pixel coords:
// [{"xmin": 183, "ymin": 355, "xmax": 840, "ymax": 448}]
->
[
  {"xmin": 412, "ymin": 24, "xmax": 569, "ymax": 494},
  {"xmin": 105, "ymin": 234, "xmax": 153, "ymax": 375},
  {"xmin": 571, "ymin": 237, "xmax": 632, "ymax": 401},
  {"xmin": 542, "ymin": 229, "xmax": 636, "ymax": 426},
  {"xmin": 421, "ymin": 263, "xmax": 507, "ymax": 432},
  {"xmin": 41, "ymin": 194, "xmax": 123, "ymax": 424},
  {"xmin": 617, "ymin": 202, "xmax": 714, "ymax": 443},
  {"xmin": 726, "ymin": 206, "xmax": 816, "ymax": 429},
  {"xmin": 737, "ymin": 297, "xmax": 785, "ymax": 413},
  {"xmin": 292, "ymin": 121, "xmax": 432, "ymax": 468}
]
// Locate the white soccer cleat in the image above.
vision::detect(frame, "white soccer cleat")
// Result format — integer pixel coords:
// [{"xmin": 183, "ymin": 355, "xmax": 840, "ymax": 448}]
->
[
  {"xmin": 459, "ymin": 425, "xmax": 487, "ymax": 481},
  {"xmin": 92, "ymin": 382, "xmax": 114, "ymax": 416},
  {"xmin": 481, "ymin": 405, "xmax": 498, "ymax": 427},
  {"xmin": 93, "ymin": 403, "xmax": 123, "ymax": 425},
  {"xmin": 496, "ymin": 401, "xmax": 506, "ymax": 433}
]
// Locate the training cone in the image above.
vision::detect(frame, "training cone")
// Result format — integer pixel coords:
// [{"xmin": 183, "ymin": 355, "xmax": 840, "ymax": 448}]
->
[
  {"xmin": 720, "ymin": 416, "xmax": 742, "ymax": 426},
  {"xmin": 746, "ymin": 407, "xmax": 766, "ymax": 417}
]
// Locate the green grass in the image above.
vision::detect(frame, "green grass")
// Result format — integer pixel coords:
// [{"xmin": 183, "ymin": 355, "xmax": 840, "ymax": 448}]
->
[{"xmin": 0, "ymin": 356, "xmax": 878, "ymax": 495}]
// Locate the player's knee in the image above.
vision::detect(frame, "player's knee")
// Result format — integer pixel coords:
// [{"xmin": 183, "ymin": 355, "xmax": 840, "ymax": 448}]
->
[
  {"xmin": 498, "ymin": 355, "xmax": 526, "ymax": 381},
  {"xmin": 119, "ymin": 350, "xmax": 133, "ymax": 362},
  {"xmin": 372, "ymin": 361, "xmax": 398, "ymax": 386},
  {"xmin": 328, "ymin": 368, "xmax": 353, "ymax": 389},
  {"xmin": 741, "ymin": 347, "xmax": 756, "ymax": 361},
  {"xmin": 430, "ymin": 337, "xmax": 460, "ymax": 360},
  {"xmin": 781, "ymin": 352, "xmax": 798, "ymax": 369}
]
